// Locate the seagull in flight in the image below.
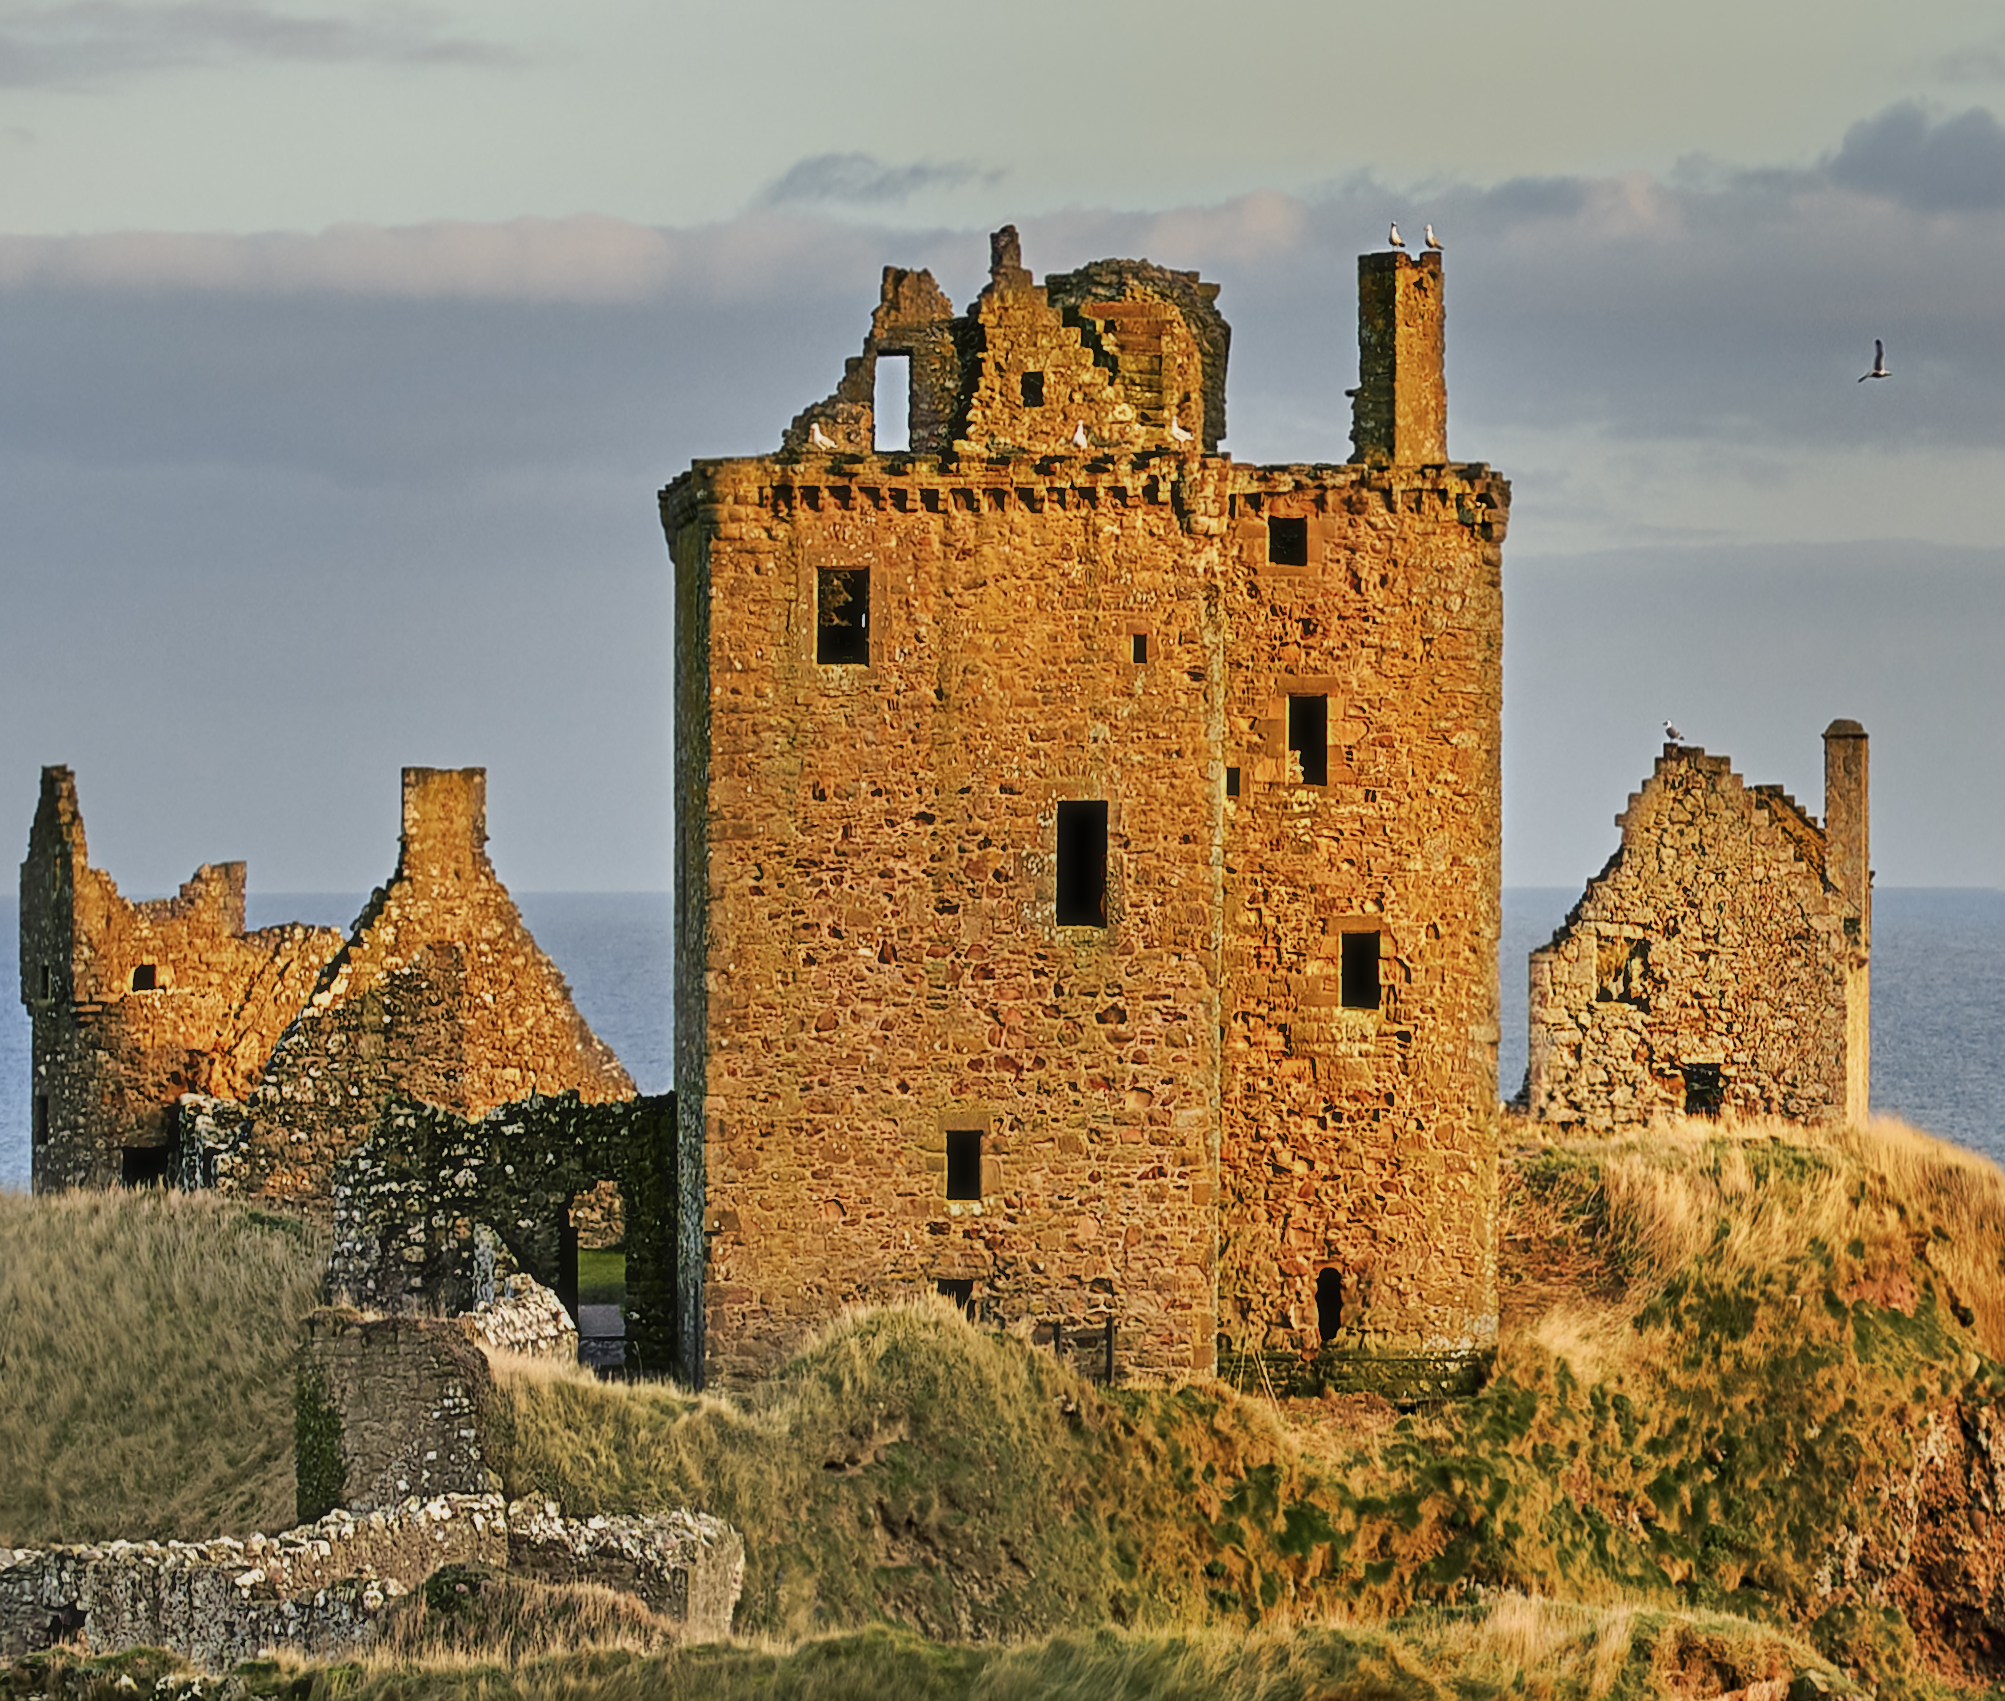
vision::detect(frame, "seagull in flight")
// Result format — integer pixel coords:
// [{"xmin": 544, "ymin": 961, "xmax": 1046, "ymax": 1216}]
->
[
  {"xmin": 1388, "ymin": 221, "xmax": 1406, "ymax": 250},
  {"xmin": 1071, "ymin": 419, "xmax": 1090, "ymax": 449},
  {"xmin": 808, "ymin": 420, "xmax": 835, "ymax": 450},
  {"xmin": 1424, "ymin": 224, "xmax": 1443, "ymax": 251},
  {"xmin": 1663, "ymin": 720, "xmax": 1684, "ymax": 745},
  {"xmin": 1858, "ymin": 339, "xmax": 1889, "ymax": 382}
]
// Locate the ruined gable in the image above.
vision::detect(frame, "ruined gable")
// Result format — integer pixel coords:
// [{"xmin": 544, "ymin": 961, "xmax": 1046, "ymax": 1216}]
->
[{"xmin": 1525, "ymin": 723, "xmax": 1871, "ymax": 1130}]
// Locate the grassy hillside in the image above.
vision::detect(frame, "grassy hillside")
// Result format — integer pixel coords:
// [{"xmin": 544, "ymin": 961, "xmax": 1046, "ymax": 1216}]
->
[
  {"xmin": 497, "ymin": 1115, "xmax": 2005, "ymax": 1695},
  {"xmin": 0, "ymin": 1188, "xmax": 328, "ymax": 1545}
]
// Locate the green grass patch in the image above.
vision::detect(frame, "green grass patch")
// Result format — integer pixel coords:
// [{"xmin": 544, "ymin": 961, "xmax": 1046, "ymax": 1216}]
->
[{"xmin": 576, "ymin": 1248, "xmax": 626, "ymax": 1308}]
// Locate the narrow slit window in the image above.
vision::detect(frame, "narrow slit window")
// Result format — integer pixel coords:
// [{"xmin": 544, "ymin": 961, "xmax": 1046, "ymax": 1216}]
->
[
  {"xmin": 33, "ymin": 1095, "xmax": 49, "ymax": 1148},
  {"xmin": 1340, "ymin": 930, "xmax": 1379, "ymax": 1010},
  {"xmin": 1055, "ymin": 801, "xmax": 1109, "ymax": 927},
  {"xmin": 1682, "ymin": 1063, "xmax": 1724, "ymax": 1118},
  {"xmin": 817, "ymin": 568, "xmax": 870, "ymax": 665},
  {"xmin": 1020, "ymin": 370, "xmax": 1045, "ymax": 407},
  {"xmin": 1316, "ymin": 1269, "xmax": 1342, "ymax": 1344},
  {"xmin": 1225, "ymin": 767, "xmax": 1240, "ymax": 798},
  {"xmin": 874, "ymin": 351, "xmax": 910, "ymax": 452},
  {"xmin": 1131, "ymin": 632, "xmax": 1148, "ymax": 664},
  {"xmin": 1268, "ymin": 515, "xmax": 1309, "ymax": 566},
  {"xmin": 1288, "ymin": 694, "xmax": 1328, "ymax": 786},
  {"xmin": 937, "ymin": 1277, "xmax": 974, "ymax": 1314},
  {"xmin": 38, "ymin": 964, "xmax": 50, "ymax": 999},
  {"xmin": 945, "ymin": 1129, "xmax": 982, "ymax": 1200},
  {"xmin": 130, "ymin": 963, "xmax": 157, "ymax": 992}
]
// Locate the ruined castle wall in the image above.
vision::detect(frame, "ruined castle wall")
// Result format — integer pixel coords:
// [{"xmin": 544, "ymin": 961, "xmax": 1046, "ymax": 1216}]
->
[
  {"xmin": 216, "ymin": 769, "xmax": 633, "ymax": 1203},
  {"xmin": 19, "ymin": 768, "xmax": 343, "ymax": 1192},
  {"xmin": 668, "ymin": 452, "xmax": 1232, "ymax": 1387},
  {"xmin": 1526, "ymin": 746, "xmax": 1867, "ymax": 1130},
  {"xmin": 1215, "ymin": 463, "xmax": 1506, "ymax": 1381}
]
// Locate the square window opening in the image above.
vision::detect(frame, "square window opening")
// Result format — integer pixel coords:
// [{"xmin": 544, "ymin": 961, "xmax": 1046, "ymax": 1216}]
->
[
  {"xmin": 130, "ymin": 963, "xmax": 157, "ymax": 992},
  {"xmin": 946, "ymin": 1129, "xmax": 982, "ymax": 1200},
  {"xmin": 1055, "ymin": 801, "xmax": 1109, "ymax": 927},
  {"xmin": 1268, "ymin": 515, "xmax": 1309, "ymax": 567},
  {"xmin": 1340, "ymin": 930, "xmax": 1380, "ymax": 1010},
  {"xmin": 1683, "ymin": 1063, "xmax": 1724, "ymax": 1118},
  {"xmin": 936, "ymin": 1277, "xmax": 975, "ymax": 1315},
  {"xmin": 1225, "ymin": 766, "xmax": 1240, "ymax": 798},
  {"xmin": 121, "ymin": 1145, "xmax": 173, "ymax": 1188},
  {"xmin": 1020, "ymin": 370, "xmax": 1045, "ymax": 408},
  {"xmin": 1131, "ymin": 632, "xmax": 1148, "ymax": 664},
  {"xmin": 817, "ymin": 568, "xmax": 870, "ymax": 665},
  {"xmin": 874, "ymin": 351, "xmax": 910, "ymax": 452},
  {"xmin": 33, "ymin": 1095, "xmax": 49, "ymax": 1148},
  {"xmin": 1288, "ymin": 694, "xmax": 1328, "ymax": 786}
]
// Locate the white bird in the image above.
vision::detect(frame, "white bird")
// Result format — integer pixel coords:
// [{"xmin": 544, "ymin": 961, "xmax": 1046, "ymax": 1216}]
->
[
  {"xmin": 1664, "ymin": 720, "xmax": 1684, "ymax": 745},
  {"xmin": 1858, "ymin": 339, "xmax": 1889, "ymax": 382},
  {"xmin": 808, "ymin": 420, "xmax": 835, "ymax": 450},
  {"xmin": 1424, "ymin": 224, "xmax": 1443, "ymax": 251},
  {"xmin": 1168, "ymin": 417, "xmax": 1194, "ymax": 445},
  {"xmin": 1071, "ymin": 419, "xmax": 1089, "ymax": 449},
  {"xmin": 1388, "ymin": 221, "xmax": 1406, "ymax": 250}
]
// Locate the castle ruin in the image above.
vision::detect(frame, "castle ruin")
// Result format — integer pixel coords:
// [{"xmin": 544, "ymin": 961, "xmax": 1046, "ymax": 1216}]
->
[
  {"xmin": 1525, "ymin": 723, "xmax": 1871, "ymax": 1130},
  {"xmin": 661, "ymin": 228, "xmax": 1509, "ymax": 1395}
]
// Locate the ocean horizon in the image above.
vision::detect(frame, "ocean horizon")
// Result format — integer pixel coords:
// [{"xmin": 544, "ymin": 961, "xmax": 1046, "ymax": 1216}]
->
[{"xmin": 2, "ymin": 887, "xmax": 1999, "ymax": 1193}]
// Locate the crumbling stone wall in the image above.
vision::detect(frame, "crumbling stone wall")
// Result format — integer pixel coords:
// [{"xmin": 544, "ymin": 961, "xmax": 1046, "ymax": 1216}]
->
[
  {"xmin": 320, "ymin": 1092, "xmax": 679, "ymax": 1377},
  {"xmin": 189, "ymin": 768, "xmax": 634, "ymax": 1203},
  {"xmin": 1526, "ymin": 723, "xmax": 1870, "ymax": 1130},
  {"xmin": 664, "ymin": 233, "xmax": 1506, "ymax": 1394},
  {"xmin": 17, "ymin": 767, "xmax": 346, "ymax": 1193}
]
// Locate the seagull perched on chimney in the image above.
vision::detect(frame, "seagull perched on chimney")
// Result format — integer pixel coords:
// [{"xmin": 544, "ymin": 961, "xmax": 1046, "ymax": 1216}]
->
[
  {"xmin": 1663, "ymin": 720, "xmax": 1684, "ymax": 745},
  {"xmin": 808, "ymin": 420, "xmax": 835, "ymax": 450},
  {"xmin": 1071, "ymin": 419, "xmax": 1089, "ymax": 449},
  {"xmin": 1388, "ymin": 221, "xmax": 1406, "ymax": 250},
  {"xmin": 1424, "ymin": 224, "xmax": 1443, "ymax": 251},
  {"xmin": 1168, "ymin": 417, "xmax": 1194, "ymax": 445},
  {"xmin": 1858, "ymin": 339, "xmax": 1889, "ymax": 382}
]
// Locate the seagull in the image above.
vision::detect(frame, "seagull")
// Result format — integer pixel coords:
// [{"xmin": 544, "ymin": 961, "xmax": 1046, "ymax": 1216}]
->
[
  {"xmin": 1424, "ymin": 224, "xmax": 1443, "ymax": 251},
  {"xmin": 1388, "ymin": 221, "xmax": 1406, "ymax": 250},
  {"xmin": 1663, "ymin": 720, "xmax": 1684, "ymax": 745},
  {"xmin": 1071, "ymin": 419, "xmax": 1090, "ymax": 449},
  {"xmin": 1858, "ymin": 339, "xmax": 1889, "ymax": 382},
  {"xmin": 808, "ymin": 420, "xmax": 835, "ymax": 450},
  {"xmin": 1168, "ymin": 417, "xmax": 1194, "ymax": 445}
]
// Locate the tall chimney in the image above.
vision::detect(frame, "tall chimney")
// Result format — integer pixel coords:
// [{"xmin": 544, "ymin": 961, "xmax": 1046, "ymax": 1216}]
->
[
  {"xmin": 400, "ymin": 767, "xmax": 488, "ymax": 888},
  {"xmin": 1823, "ymin": 720, "xmax": 1869, "ymax": 947},
  {"xmin": 1350, "ymin": 250, "xmax": 1446, "ymax": 466}
]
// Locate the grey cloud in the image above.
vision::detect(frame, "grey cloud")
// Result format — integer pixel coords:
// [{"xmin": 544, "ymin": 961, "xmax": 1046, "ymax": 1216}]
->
[
  {"xmin": 1829, "ymin": 100, "xmax": 2005, "ymax": 210},
  {"xmin": 0, "ymin": 1, "xmax": 516, "ymax": 86},
  {"xmin": 756, "ymin": 152, "xmax": 1000, "ymax": 208},
  {"xmin": 1936, "ymin": 37, "xmax": 2005, "ymax": 83}
]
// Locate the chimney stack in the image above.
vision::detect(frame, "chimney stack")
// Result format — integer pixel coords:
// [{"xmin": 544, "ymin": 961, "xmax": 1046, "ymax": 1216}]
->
[
  {"xmin": 1350, "ymin": 250, "xmax": 1447, "ymax": 467},
  {"xmin": 400, "ymin": 767, "xmax": 488, "ymax": 886},
  {"xmin": 1822, "ymin": 720, "xmax": 1869, "ymax": 948}
]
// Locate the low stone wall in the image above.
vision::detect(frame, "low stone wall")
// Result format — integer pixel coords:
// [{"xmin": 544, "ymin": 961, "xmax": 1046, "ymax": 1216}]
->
[{"xmin": 0, "ymin": 1496, "xmax": 742, "ymax": 1667}]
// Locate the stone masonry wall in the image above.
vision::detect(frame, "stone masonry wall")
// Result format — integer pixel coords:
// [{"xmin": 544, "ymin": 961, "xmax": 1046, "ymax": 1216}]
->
[
  {"xmin": 203, "ymin": 769, "xmax": 633, "ymax": 1203},
  {"xmin": 18, "ymin": 767, "xmax": 344, "ymax": 1192},
  {"xmin": 1526, "ymin": 730, "xmax": 1870, "ymax": 1131}
]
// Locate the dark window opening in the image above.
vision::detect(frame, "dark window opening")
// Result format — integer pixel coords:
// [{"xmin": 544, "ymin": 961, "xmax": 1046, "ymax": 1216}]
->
[
  {"xmin": 874, "ymin": 351, "xmax": 910, "ymax": 452},
  {"xmin": 1268, "ymin": 515, "xmax": 1309, "ymax": 566},
  {"xmin": 1288, "ymin": 694, "xmax": 1328, "ymax": 786},
  {"xmin": 1683, "ymin": 1063, "xmax": 1724, "ymax": 1119},
  {"xmin": 1131, "ymin": 632, "xmax": 1148, "ymax": 664},
  {"xmin": 38, "ymin": 964, "xmax": 50, "ymax": 999},
  {"xmin": 33, "ymin": 1095, "xmax": 49, "ymax": 1148},
  {"xmin": 1055, "ymin": 801, "xmax": 1109, "ymax": 927},
  {"xmin": 1020, "ymin": 370, "xmax": 1045, "ymax": 407},
  {"xmin": 130, "ymin": 963, "xmax": 157, "ymax": 992},
  {"xmin": 946, "ymin": 1129, "xmax": 982, "ymax": 1200},
  {"xmin": 121, "ymin": 1145, "xmax": 173, "ymax": 1188},
  {"xmin": 1316, "ymin": 1268, "xmax": 1343, "ymax": 1344},
  {"xmin": 1225, "ymin": 767, "xmax": 1240, "ymax": 798},
  {"xmin": 817, "ymin": 567, "xmax": 870, "ymax": 665},
  {"xmin": 937, "ymin": 1277, "xmax": 975, "ymax": 1314},
  {"xmin": 1340, "ymin": 931, "xmax": 1380, "ymax": 1010}
]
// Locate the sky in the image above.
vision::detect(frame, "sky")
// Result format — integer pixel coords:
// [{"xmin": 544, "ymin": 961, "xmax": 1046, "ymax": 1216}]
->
[{"xmin": 2, "ymin": 0, "xmax": 2003, "ymax": 898}]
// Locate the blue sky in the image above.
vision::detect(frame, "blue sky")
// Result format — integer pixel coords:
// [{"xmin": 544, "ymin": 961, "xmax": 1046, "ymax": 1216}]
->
[{"xmin": 2, "ymin": 0, "xmax": 2002, "ymax": 893}]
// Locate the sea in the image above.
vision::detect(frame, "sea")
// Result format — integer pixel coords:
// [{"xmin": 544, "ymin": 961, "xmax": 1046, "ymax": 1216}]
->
[{"xmin": 2, "ymin": 887, "xmax": 2001, "ymax": 1193}]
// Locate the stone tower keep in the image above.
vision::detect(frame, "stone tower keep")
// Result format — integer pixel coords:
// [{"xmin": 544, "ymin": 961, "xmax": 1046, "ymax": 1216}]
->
[{"xmin": 663, "ymin": 230, "xmax": 1507, "ymax": 1394}]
